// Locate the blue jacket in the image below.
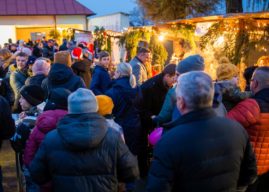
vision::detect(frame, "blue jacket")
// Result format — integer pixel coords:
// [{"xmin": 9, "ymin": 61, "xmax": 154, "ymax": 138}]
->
[
  {"xmin": 90, "ymin": 65, "xmax": 111, "ymax": 95},
  {"xmin": 147, "ymin": 108, "xmax": 257, "ymax": 192},
  {"xmin": 106, "ymin": 77, "xmax": 141, "ymax": 155},
  {"xmin": 30, "ymin": 113, "xmax": 138, "ymax": 192}
]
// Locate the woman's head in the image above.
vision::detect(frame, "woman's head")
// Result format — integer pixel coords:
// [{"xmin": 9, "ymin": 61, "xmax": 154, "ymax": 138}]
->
[
  {"xmin": 115, "ymin": 62, "xmax": 136, "ymax": 88},
  {"xmin": 0, "ymin": 49, "xmax": 12, "ymax": 61}
]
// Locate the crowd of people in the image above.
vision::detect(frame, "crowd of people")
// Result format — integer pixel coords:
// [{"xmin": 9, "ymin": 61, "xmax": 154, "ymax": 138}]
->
[{"xmin": 0, "ymin": 38, "xmax": 268, "ymax": 192}]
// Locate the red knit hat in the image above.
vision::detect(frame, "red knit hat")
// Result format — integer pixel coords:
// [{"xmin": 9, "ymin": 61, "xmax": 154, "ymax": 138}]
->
[{"xmin": 71, "ymin": 47, "xmax": 83, "ymax": 60}]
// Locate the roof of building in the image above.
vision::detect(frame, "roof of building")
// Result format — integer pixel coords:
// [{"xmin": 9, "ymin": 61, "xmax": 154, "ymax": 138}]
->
[{"xmin": 0, "ymin": 0, "xmax": 95, "ymax": 16}]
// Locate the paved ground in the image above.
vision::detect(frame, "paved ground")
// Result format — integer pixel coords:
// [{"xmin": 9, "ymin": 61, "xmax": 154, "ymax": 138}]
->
[{"xmin": 0, "ymin": 141, "xmax": 17, "ymax": 192}]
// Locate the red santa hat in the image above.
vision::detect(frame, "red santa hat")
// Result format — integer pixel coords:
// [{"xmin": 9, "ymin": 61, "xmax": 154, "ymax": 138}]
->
[{"xmin": 71, "ymin": 47, "xmax": 83, "ymax": 60}]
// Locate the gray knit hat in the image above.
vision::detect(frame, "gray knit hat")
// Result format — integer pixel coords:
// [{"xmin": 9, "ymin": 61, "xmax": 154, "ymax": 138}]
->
[
  {"xmin": 68, "ymin": 88, "xmax": 98, "ymax": 114},
  {"xmin": 177, "ymin": 54, "xmax": 205, "ymax": 74}
]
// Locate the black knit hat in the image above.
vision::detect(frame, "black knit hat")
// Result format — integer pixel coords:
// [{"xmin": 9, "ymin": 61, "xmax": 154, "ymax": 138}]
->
[
  {"xmin": 44, "ymin": 88, "xmax": 71, "ymax": 111},
  {"xmin": 20, "ymin": 85, "xmax": 45, "ymax": 106}
]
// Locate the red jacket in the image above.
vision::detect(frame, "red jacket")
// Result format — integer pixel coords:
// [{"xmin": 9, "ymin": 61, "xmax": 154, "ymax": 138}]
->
[
  {"xmin": 23, "ymin": 110, "xmax": 67, "ymax": 167},
  {"xmin": 228, "ymin": 98, "xmax": 269, "ymax": 175}
]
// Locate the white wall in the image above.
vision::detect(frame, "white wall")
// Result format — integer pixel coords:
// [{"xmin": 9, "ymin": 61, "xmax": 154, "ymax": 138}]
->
[
  {"xmin": 0, "ymin": 25, "xmax": 16, "ymax": 47},
  {"xmin": 88, "ymin": 13, "xmax": 129, "ymax": 32}
]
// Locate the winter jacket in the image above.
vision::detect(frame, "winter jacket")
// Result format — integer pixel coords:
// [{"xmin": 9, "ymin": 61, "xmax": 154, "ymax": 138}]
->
[
  {"xmin": 228, "ymin": 88, "xmax": 269, "ymax": 175},
  {"xmin": 23, "ymin": 109, "xmax": 67, "ymax": 167},
  {"xmin": 0, "ymin": 78, "xmax": 14, "ymax": 106},
  {"xmin": 10, "ymin": 69, "xmax": 28, "ymax": 112},
  {"xmin": 0, "ymin": 96, "xmax": 15, "ymax": 149},
  {"xmin": 71, "ymin": 59, "xmax": 92, "ymax": 88},
  {"xmin": 25, "ymin": 74, "xmax": 47, "ymax": 87},
  {"xmin": 130, "ymin": 56, "xmax": 148, "ymax": 86},
  {"xmin": 147, "ymin": 108, "xmax": 257, "ymax": 192},
  {"xmin": 42, "ymin": 63, "xmax": 85, "ymax": 96},
  {"xmin": 59, "ymin": 43, "xmax": 68, "ymax": 51},
  {"xmin": 90, "ymin": 65, "xmax": 111, "ymax": 95},
  {"xmin": 30, "ymin": 113, "xmax": 139, "ymax": 192},
  {"xmin": 42, "ymin": 46, "xmax": 54, "ymax": 61},
  {"xmin": 10, "ymin": 106, "xmax": 39, "ymax": 153},
  {"xmin": 106, "ymin": 77, "xmax": 141, "ymax": 155},
  {"xmin": 216, "ymin": 80, "xmax": 251, "ymax": 111},
  {"xmin": 155, "ymin": 83, "xmax": 227, "ymax": 126}
]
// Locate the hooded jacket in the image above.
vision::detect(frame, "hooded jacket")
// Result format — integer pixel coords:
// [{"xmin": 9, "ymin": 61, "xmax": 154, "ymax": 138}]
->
[
  {"xmin": 228, "ymin": 88, "xmax": 269, "ymax": 175},
  {"xmin": 71, "ymin": 59, "xmax": 92, "ymax": 88},
  {"xmin": 30, "ymin": 113, "xmax": 139, "ymax": 192},
  {"xmin": 42, "ymin": 63, "xmax": 85, "ymax": 96},
  {"xmin": 23, "ymin": 109, "xmax": 67, "ymax": 167}
]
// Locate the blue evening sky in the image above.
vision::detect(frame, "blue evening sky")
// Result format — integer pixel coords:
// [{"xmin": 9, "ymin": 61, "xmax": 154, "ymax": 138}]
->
[{"xmin": 77, "ymin": 0, "xmax": 137, "ymax": 16}]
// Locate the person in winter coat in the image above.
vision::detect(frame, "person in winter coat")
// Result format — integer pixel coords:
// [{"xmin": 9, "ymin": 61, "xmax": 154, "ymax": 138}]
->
[
  {"xmin": 23, "ymin": 88, "xmax": 70, "ymax": 192},
  {"xmin": 90, "ymin": 51, "xmax": 112, "ymax": 95},
  {"xmin": 216, "ymin": 57, "xmax": 251, "ymax": 111},
  {"xmin": 30, "ymin": 88, "xmax": 139, "ymax": 192},
  {"xmin": 42, "ymin": 51, "xmax": 85, "ymax": 96},
  {"xmin": 130, "ymin": 47, "xmax": 151, "ymax": 86},
  {"xmin": 154, "ymin": 55, "xmax": 227, "ymax": 126},
  {"xmin": 10, "ymin": 52, "xmax": 29, "ymax": 113},
  {"xmin": 0, "ymin": 78, "xmax": 14, "ymax": 106},
  {"xmin": 96, "ymin": 95, "xmax": 124, "ymax": 142},
  {"xmin": 0, "ymin": 49, "xmax": 14, "ymax": 78},
  {"xmin": 59, "ymin": 39, "xmax": 68, "ymax": 51},
  {"xmin": 25, "ymin": 58, "xmax": 51, "ymax": 86},
  {"xmin": 228, "ymin": 67, "xmax": 269, "ymax": 192},
  {"xmin": 147, "ymin": 71, "xmax": 257, "ymax": 192},
  {"xmin": 32, "ymin": 42, "xmax": 43, "ymax": 58},
  {"xmin": 0, "ymin": 96, "xmax": 15, "ymax": 192},
  {"xmin": 71, "ymin": 47, "xmax": 92, "ymax": 88},
  {"xmin": 42, "ymin": 39, "xmax": 54, "ymax": 61},
  {"xmin": 243, "ymin": 66, "xmax": 257, "ymax": 92},
  {"xmin": 106, "ymin": 63, "xmax": 141, "ymax": 155}
]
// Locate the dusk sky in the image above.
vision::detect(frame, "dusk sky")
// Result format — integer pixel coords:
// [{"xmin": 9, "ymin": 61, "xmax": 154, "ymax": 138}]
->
[{"xmin": 77, "ymin": 0, "xmax": 137, "ymax": 16}]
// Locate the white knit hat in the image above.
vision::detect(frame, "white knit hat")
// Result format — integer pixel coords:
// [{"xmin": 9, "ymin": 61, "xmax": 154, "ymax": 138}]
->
[{"xmin": 68, "ymin": 88, "xmax": 98, "ymax": 114}]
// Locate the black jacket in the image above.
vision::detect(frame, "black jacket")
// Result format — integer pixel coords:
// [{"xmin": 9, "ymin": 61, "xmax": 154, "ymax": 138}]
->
[
  {"xmin": 106, "ymin": 77, "xmax": 141, "ymax": 155},
  {"xmin": 30, "ymin": 113, "xmax": 139, "ymax": 192},
  {"xmin": 147, "ymin": 108, "xmax": 257, "ymax": 192},
  {"xmin": 0, "ymin": 96, "xmax": 15, "ymax": 149},
  {"xmin": 0, "ymin": 78, "xmax": 14, "ymax": 106},
  {"xmin": 42, "ymin": 63, "xmax": 85, "ymax": 96},
  {"xmin": 25, "ymin": 74, "xmax": 46, "ymax": 87},
  {"xmin": 42, "ymin": 45, "xmax": 54, "ymax": 61}
]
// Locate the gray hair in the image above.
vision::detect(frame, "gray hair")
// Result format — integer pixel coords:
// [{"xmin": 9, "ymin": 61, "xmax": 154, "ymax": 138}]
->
[
  {"xmin": 117, "ymin": 62, "xmax": 136, "ymax": 88},
  {"xmin": 176, "ymin": 71, "xmax": 214, "ymax": 110},
  {"xmin": 253, "ymin": 67, "xmax": 269, "ymax": 89}
]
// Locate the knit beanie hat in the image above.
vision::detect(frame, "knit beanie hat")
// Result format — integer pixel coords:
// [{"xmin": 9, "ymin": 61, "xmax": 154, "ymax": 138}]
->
[
  {"xmin": 71, "ymin": 47, "xmax": 83, "ymax": 60},
  {"xmin": 216, "ymin": 63, "xmax": 239, "ymax": 81},
  {"xmin": 54, "ymin": 51, "xmax": 72, "ymax": 67},
  {"xmin": 68, "ymin": 88, "xmax": 98, "ymax": 114},
  {"xmin": 44, "ymin": 88, "xmax": 71, "ymax": 111},
  {"xmin": 96, "ymin": 95, "xmax": 114, "ymax": 116},
  {"xmin": 177, "ymin": 54, "xmax": 205, "ymax": 74},
  {"xmin": 20, "ymin": 85, "xmax": 45, "ymax": 106}
]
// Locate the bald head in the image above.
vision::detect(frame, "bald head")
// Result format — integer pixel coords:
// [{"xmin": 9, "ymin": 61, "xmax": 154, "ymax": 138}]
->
[{"xmin": 251, "ymin": 67, "xmax": 269, "ymax": 94}]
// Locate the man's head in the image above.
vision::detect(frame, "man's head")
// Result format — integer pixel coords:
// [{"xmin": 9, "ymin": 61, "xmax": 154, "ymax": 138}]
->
[
  {"xmin": 162, "ymin": 64, "xmax": 177, "ymax": 87},
  {"xmin": 19, "ymin": 85, "xmax": 45, "ymax": 111},
  {"xmin": 176, "ymin": 71, "xmax": 214, "ymax": 115},
  {"xmin": 176, "ymin": 54, "xmax": 205, "ymax": 77},
  {"xmin": 32, "ymin": 59, "xmax": 51, "ymax": 76},
  {"xmin": 47, "ymin": 39, "xmax": 54, "ymax": 47},
  {"xmin": 137, "ymin": 47, "xmax": 151, "ymax": 64},
  {"xmin": 250, "ymin": 67, "xmax": 269, "ymax": 94},
  {"xmin": 16, "ymin": 52, "xmax": 28, "ymax": 70},
  {"xmin": 98, "ymin": 51, "xmax": 110, "ymax": 68}
]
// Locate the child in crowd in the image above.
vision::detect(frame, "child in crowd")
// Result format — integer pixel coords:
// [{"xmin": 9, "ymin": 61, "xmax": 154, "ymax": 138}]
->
[
  {"xmin": 216, "ymin": 57, "xmax": 251, "ymax": 111},
  {"xmin": 90, "ymin": 51, "xmax": 112, "ymax": 95},
  {"xmin": 96, "ymin": 95, "xmax": 125, "ymax": 142}
]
